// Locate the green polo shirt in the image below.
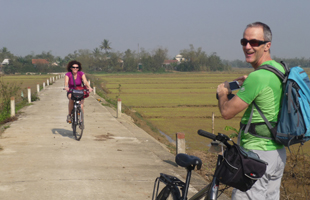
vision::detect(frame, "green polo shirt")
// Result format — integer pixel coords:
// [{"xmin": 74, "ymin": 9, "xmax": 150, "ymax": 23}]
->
[{"xmin": 236, "ymin": 60, "xmax": 285, "ymax": 151}]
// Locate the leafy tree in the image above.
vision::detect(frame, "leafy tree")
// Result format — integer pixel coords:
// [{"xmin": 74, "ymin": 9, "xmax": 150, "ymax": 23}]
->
[
  {"xmin": 35, "ymin": 51, "xmax": 55, "ymax": 62},
  {"xmin": 72, "ymin": 49, "xmax": 93, "ymax": 72},
  {"xmin": 178, "ymin": 45, "xmax": 230, "ymax": 71},
  {"xmin": 123, "ymin": 49, "xmax": 139, "ymax": 72},
  {"xmin": 92, "ymin": 48, "xmax": 102, "ymax": 59},
  {"xmin": 0, "ymin": 47, "xmax": 15, "ymax": 61},
  {"xmin": 140, "ymin": 47, "xmax": 168, "ymax": 72},
  {"xmin": 223, "ymin": 59, "xmax": 251, "ymax": 68}
]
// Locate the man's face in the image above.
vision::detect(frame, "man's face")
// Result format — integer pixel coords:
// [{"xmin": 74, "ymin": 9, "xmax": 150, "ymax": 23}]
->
[{"xmin": 242, "ymin": 27, "xmax": 269, "ymax": 68}]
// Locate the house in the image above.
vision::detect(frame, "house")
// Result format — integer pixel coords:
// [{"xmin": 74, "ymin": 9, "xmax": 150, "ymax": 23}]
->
[
  {"xmin": 163, "ymin": 60, "xmax": 179, "ymax": 70},
  {"xmin": 163, "ymin": 60, "xmax": 178, "ymax": 65},
  {"xmin": 0, "ymin": 59, "xmax": 10, "ymax": 74},
  {"xmin": 175, "ymin": 54, "xmax": 185, "ymax": 62},
  {"xmin": 1, "ymin": 59, "xmax": 9, "ymax": 65}
]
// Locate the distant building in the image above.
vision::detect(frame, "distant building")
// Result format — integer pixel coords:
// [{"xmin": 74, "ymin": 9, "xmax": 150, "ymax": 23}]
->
[
  {"xmin": 175, "ymin": 54, "xmax": 184, "ymax": 62},
  {"xmin": 163, "ymin": 60, "xmax": 178, "ymax": 65},
  {"xmin": 163, "ymin": 60, "xmax": 179, "ymax": 70},
  {"xmin": 1, "ymin": 59, "xmax": 9, "ymax": 65},
  {"xmin": 32, "ymin": 59, "xmax": 49, "ymax": 65},
  {"xmin": 0, "ymin": 59, "xmax": 10, "ymax": 74}
]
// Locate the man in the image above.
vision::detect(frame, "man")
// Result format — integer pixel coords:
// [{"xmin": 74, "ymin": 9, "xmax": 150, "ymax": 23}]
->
[{"xmin": 217, "ymin": 22, "xmax": 287, "ymax": 200}]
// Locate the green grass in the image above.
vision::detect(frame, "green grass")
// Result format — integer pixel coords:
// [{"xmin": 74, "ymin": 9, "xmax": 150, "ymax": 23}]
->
[
  {"xmin": 94, "ymin": 72, "xmax": 246, "ymax": 150},
  {"xmin": 94, "ymin": 71, "xmax": 310, "ymax": 154}
]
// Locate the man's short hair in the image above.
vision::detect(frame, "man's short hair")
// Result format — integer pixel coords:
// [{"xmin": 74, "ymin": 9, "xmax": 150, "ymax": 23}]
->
[{"xmin": 246, "ymin": 22, "xmax": 272, "ymax": 42}]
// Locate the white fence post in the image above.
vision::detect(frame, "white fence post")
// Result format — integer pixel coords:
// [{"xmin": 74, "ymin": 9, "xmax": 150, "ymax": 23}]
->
[
  {"xmin": 47, "ymin": 79, "xmax": 49, "ymax": 86},
  {"xmin": 212, "ymin": 112, "xmax": 215, "ymax": 134},
  {"xmin": 10, "ymin": 97, "xmax": 15, "ymax": 117},
  {"xmin": 43, "ymin": 82, "xmax": 45, "ymax": 90},
  {"xmin": 27, "ymin": 87, "xmax": 31, "ymax": 103},
  {"xmin": 37, "ymin": 83, "xmax": 40, "ymax": 93},
  {"xmin": 117, "ymin": 98, "xmax": 122, "ymax": 118},
  {"xmin": 176, "ymin": 132, "xmax": 186, "ymax": 154},
  {"xmin": 93, "ymin": 87, "xmax": 96, "ymax": 95}
]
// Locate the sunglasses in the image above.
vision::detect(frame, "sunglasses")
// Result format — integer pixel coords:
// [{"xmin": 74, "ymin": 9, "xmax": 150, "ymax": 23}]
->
[
  {"xmin": 71, "ymin": 67, "xmax": 79, "ymax": 69},
  {"xmin": 240, "ymin": 38, "xmax": 270, "ymax": 47}
]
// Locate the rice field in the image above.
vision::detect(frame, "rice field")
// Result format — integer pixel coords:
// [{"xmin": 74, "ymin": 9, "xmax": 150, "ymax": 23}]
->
[
  {"xmin": 95, "ymin": 71, "xmax": 250, "ymax": 151},
  {"xmin": 0, "ymin": 74, "xmax": 62, "ymax": 103},
  {"xmin": 94, "ymin": 71, "xmax": 310, "ymax": 154}
]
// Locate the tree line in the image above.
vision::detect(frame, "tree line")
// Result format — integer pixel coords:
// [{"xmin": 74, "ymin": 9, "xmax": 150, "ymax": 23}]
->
[{"xmin": 1, "ymin": 40, "xmax": 310, "ymax": 74}]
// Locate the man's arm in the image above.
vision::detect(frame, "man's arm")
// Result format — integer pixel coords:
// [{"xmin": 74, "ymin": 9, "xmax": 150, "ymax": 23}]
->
[
  {"xmin": 217, "ymin": 80, "xmax": 249, "ymax": 120},
  {"xmin": 218, "ymin": 94, "xmax": 248, "ymax": 119}
]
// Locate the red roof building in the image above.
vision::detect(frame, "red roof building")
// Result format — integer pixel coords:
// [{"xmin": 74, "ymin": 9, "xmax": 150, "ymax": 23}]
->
[{"xmin": 32, "ymin": 59, "xmax": 49, "ymax": 65}]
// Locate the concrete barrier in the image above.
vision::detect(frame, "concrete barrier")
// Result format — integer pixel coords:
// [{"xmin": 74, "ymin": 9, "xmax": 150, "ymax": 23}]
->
[
  {"xmin": 10, "ymin": 97, "xmax": 15, "ymax": 117},
  {"xmin": 176, "ymin": 132, "xmax": 186, "ymax": 154},
  {"xmin": 117, "ymin": 98, "xmax": 122, "ymax": 118},
  {"xmin": 27, "ymin": 87, "xmax": 31, "ymax": 103}
]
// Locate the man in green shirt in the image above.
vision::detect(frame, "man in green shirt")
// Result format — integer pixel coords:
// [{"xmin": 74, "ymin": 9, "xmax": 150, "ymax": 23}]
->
[{"xmin": 217, "ymin": 22, "xmax": 287, "ymax": 200}]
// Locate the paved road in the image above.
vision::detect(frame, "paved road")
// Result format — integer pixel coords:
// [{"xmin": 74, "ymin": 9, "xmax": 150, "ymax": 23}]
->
[{"xmin": 0, "ymin": 77, "xmax": 229, "ymax": 200}]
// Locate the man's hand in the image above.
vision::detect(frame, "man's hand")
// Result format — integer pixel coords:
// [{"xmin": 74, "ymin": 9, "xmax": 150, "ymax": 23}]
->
[
  {"xmin": 217, "ymin": 81, "xmax": 230, "ymax": 99},
  {"xmin": 234, "ymin": 75, "xmax": 248, "ymax": 86}
]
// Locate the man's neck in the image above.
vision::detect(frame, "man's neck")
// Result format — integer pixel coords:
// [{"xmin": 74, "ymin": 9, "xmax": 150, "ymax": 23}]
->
[{"xmin": 252, "ymin": 55, "xmax": 272, "ymax": 70}]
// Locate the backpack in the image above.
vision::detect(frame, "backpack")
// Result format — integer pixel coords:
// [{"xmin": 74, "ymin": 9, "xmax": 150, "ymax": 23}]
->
[{"xmin": 242, "ymin": 61, "xmax": 310, "ymax": 148}]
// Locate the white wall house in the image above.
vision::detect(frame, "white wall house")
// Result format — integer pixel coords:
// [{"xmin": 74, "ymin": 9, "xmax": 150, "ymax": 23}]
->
[{"xmin": 1, "ymin": 59, "xmax": 9, "ymax": 65}]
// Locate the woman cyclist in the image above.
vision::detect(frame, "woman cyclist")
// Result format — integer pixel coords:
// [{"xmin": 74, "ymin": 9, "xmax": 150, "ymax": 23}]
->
[{"xmin": 64, "ymin": 60, "xmax": 93, "ymax": 123}]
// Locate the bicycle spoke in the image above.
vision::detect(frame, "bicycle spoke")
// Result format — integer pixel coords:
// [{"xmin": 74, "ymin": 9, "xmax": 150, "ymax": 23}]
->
[{"xmin": 156, "ymin": 185, "xmax": 180, "ymax": 200}]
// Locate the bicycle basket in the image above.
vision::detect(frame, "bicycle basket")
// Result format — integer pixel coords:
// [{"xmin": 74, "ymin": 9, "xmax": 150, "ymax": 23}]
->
[
  {"xmin": 75, "ymin": 86, "xmax": 89, "ymax": 98},
  {"xmin": 215, "ymin": 142, "xmax": 268, "ymax": 192},
  {"xmin": 71, "ymin": 89, "xmax": 84, "ymax": 100}
]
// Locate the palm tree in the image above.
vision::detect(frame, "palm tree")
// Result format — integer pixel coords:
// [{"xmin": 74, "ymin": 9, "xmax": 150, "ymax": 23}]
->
[{"xmin": 100, "ymin": 39, "xmax": 112, "ymax": 54}]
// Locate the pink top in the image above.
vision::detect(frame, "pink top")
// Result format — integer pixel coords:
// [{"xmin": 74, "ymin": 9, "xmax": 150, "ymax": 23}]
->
[{"xmin": 65, "ymin": 71, "xmax": 85, "ymax": 89}]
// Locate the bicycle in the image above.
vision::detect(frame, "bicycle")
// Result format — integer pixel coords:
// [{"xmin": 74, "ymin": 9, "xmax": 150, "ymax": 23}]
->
[
  {"xmin": 69, "ymin": 88, "xmax": 87, "ymax": 141},
  {"xmin": 152, "ymin": 129, "xmax": 232, "ymax": 200}
]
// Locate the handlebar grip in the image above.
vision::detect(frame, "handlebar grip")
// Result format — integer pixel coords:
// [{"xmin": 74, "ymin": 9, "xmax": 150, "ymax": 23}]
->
[{"xmin": 197, "ymin": 129, "xmax": 216, "ymax": 140}]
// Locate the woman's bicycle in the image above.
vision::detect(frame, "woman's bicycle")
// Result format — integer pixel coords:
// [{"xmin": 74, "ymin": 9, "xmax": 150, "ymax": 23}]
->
[
  {"xmin": 69, "ymin": 88, "xmax": 87, "ymax": 141},
  {"xmin": 152, "ymin": 129, "xmax": 232, "ymax": 200}
]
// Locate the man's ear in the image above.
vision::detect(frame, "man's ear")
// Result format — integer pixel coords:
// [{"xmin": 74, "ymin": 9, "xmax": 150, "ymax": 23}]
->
[{"xmin": 264, "ymin": 42, "xmax": 271, "ymax": 52}]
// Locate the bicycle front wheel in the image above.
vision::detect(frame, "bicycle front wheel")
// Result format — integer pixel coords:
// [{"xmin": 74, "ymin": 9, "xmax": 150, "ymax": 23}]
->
[
  {"xmin": 156, "ymin": 185, "xmax": 180, "ymax": 200},
  {"xmin": 73, "ymin": 107, "xmax": 84, "ymax": 141}
]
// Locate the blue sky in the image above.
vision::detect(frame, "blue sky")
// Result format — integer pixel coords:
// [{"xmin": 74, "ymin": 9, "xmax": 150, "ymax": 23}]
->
[{"xmin": 1, "ymin": 0, "xmax": 309, "ymax": 61}]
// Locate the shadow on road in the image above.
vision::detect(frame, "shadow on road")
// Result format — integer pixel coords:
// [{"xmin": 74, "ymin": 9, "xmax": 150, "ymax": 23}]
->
[
  {"xmin": 163, "ymin": 159, "xmax": 178, "ymax": 167},
  {"xmin": 52, "ymin": 128, "xmax": 75, "ymax": 139}
]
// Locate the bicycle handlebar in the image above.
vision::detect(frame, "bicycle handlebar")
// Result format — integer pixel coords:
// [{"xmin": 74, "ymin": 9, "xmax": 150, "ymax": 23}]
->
[
  {"xmin": 67, "ymin": 88, "xmax": 89, "ymax": 92},
  {"xmin": 197, "ymin": 129, "xmax": 217, "ymax": 140},
  {"xmin": 197, "ymin": 129, "xmax": 232, "ymax": 148}
]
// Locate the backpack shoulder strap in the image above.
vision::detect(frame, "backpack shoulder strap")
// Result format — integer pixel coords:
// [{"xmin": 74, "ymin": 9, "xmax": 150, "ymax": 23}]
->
[
  {"xmin": 256, "ymin": 61, "xmax": 289, "ymax": 83},
  {"xmin": 239, "ymin": 102, "xmax": 274, "ymax": 141}
]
